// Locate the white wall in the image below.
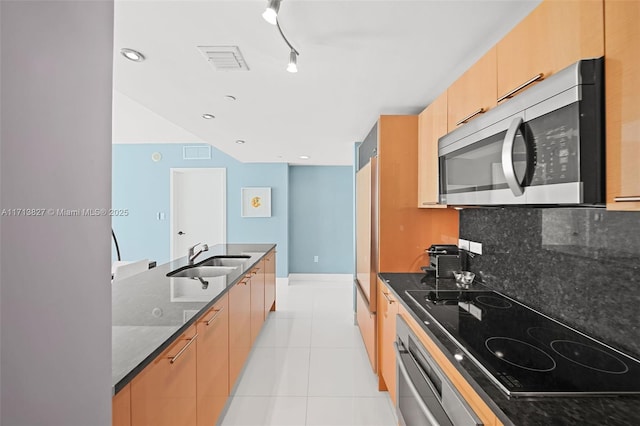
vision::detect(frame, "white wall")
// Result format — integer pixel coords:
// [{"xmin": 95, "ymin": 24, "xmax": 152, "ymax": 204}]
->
[{"xmin": 0, "ymin": 1, "xmax": 113, "ymax": 425}]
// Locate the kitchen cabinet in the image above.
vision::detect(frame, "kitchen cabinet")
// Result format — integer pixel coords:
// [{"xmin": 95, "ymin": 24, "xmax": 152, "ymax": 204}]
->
[
  {"xmin": 264, "ymin": 250, "xmax": 276, "ymax": 315},
  {"xmin": 496, "ymin": 0, "xmax": 603, "ymax": 103},
  {"xmin": 418, "ymin": 91, "xmax": 448, "ymax": 208},
  {"xmin": 447, "ymin": 47, "xmax": 497, "ymax": 131},
  {"xmin": 112, "ymin": 383, "xmax": 131, "ymax": 426},
  {"xmin": 196, "ymin": 295, "xmax": 229, "ymax": 426},
  {"xmin": 250, "ymin": 265, "xmax": 265, "ymax": 344},
  {"xmin": 356, "ymin": 282, "xmax": 377, "ymax": 372},
  {"xmin": 376, "ymin": 278, "xmax": 398, "ymax": 405},
  {"xmin": 605, "ymin": 0, "xmax": 640, "ymax": 211},
  {"xmin": 130, "ymin": 325, "xmax": 198, "ymax": 426},
  {"xmin": 398, "ymin": 305, "xmax": 502, "ymax": 426},
  {"xmin": 228, "ymin": 275, "xmax": 252, "ymax": 390}
]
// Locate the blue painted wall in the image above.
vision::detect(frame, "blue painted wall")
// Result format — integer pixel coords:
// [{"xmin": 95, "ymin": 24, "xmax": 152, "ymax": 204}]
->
[
  {"xmin": 112, "ymin": 144, "xmax": 289, "ymax": 277},
  {"xmin": 288, "ymin": 166, "xmax": 354, "ymax": 273}
]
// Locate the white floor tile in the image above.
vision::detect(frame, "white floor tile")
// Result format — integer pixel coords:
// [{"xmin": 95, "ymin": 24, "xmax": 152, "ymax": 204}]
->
[
  {"xmin": 220, "ymin": 396, "xmax": 307, "ymax": 426},
  {"xmin": 308, "ymin": 347, "xmax": 381, "ymax": 397},
  {"xmin": 310, "ymin": 319, "xmax": 361, "ymax": 348},
  {"xmin": 306, "ymin": 396, "xmax": 397, "ymax": 426},
  {"xmin": 234, "ymin": 347, "xmax": 310, "ymax": 396},
  {"xmin": 255, "ymin": 318, "xmax": 312, "ymax": 348}
]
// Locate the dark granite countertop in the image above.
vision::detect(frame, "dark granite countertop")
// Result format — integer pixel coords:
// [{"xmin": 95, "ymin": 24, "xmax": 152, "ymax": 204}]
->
[
  {"xmin": 112, "ymin": 243, "xmax": 275, "ymax": 395},
  {"xmin": 380, "ymin": 272, "xmax": 640, "ymax": 426}
]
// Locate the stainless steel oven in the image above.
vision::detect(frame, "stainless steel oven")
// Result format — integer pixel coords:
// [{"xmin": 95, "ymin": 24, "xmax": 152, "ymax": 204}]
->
[
  {"xmin": 438, "ymin": 57, "xmax": 604, "ymax": 206},
  {"xmin": 395, "ymin": 315, "xmax": 482, "ymax": 426}
]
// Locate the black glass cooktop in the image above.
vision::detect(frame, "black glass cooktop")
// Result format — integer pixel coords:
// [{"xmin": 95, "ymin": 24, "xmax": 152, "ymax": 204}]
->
[{"xmin": 405, "ymin": 289, "xmax": 640, "ymax": 397}]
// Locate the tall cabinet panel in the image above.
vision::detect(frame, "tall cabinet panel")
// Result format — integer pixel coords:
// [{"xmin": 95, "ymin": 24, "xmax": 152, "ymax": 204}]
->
[
  {"xmin": 605, "ymin": 0, "xmax": 640, "ymax": 210},
  {"xmin": 418, "ymin": 91, "xmax": 448, "ymax": 208}
]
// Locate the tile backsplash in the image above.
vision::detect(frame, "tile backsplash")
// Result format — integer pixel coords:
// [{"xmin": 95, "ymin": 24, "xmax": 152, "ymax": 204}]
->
[{"xmin": 460, "ymin": 207, "xmax": 640, "ymax": 358}]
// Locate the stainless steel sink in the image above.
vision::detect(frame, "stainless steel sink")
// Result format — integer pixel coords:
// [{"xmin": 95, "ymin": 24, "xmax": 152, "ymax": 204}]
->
[
  {"xmin": 167, "ymin": 266, "xmax": 236, "ymax": 278},
  {"xmin": 198, "ymin": 255, "xmax": 250, "ymax": 267}
]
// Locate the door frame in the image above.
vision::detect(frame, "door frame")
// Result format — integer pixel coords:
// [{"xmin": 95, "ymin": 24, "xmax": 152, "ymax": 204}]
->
[{"xmin": 169, "ymin": 167, "xmax": 227, "ymax": 260}]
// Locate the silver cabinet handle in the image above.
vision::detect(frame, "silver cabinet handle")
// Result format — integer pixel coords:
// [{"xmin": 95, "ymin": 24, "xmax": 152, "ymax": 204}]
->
[
  {"xmin": 455, "ymin": 108, "xmax": 485, "ymax": 126},
  {"xmin": 614, "ymin": 196, "xmax": 640, "ymax": 202},
  {"xmin": 169, "ymin": 333, "xmax": 198, "ymax": 364},
  {"xmin": 502, "ymin": 117, "xmax": 525, "ymax": 196},
  {"xmin": 382, "ymin": 292, "xmax": 395, "ymax": 304},
  {"xmin": 205, "ymin": 307, "xmax": 225, "ymax": 326},
  {"xmin": 498, "ymin": 73, "xmax": 544, "ymax": 102}
]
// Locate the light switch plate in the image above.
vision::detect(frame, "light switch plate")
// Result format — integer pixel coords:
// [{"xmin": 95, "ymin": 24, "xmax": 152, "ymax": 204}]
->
[
  {"xmin": 470, "ymin": 241, "xmax": 483, "ymax": 255},
  {"xmin": 458, "ymin": 239, "xmax": 470, "ymax": 250}
]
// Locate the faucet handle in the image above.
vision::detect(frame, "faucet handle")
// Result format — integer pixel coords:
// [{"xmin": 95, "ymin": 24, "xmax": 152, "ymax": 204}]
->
[{"xmin": 188, "ymin": 242, "xmax": 202, "ymax": 251}]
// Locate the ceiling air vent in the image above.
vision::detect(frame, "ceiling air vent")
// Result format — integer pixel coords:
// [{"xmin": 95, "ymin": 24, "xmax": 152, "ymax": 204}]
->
[{"xmin": 197, "ymin": 45, "xmax": 249, "ymax": 71}]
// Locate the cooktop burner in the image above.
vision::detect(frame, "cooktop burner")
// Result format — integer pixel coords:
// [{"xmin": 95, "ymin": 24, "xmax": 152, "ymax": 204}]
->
[{"xmin": 405, "ymin": 289, "xmax": 640, "ymax": 397}]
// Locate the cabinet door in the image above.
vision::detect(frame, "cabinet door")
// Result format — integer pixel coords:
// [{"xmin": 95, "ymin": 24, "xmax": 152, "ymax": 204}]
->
[
  {"xmin": 418, "ymin": 92, "xmax": 448, "ymax": 208},
  {"xmin": 250, "ymin": 266, "xmax": 265, "ymax": 344},
  {"xmin": 496, "ymin": 0, "xmax": 603, "ymax": 102},
  {"xmin": 356, "ymin": 283, "xmax": 377, "ymax": 373},
  {"xmin": 264, "ymin": 251, "xmax": 276, "ymax": 315},
  {"xmin": 228, "ymin": 276, "xmax": 252, "ymax": 391},
  {"xmin": 196, "ymin": 295, "xmax": 229, "ymax": 426},
  {"xmin": 447, "ymin": 47, "xmax": 497, "ymax": 131},
  {"xmin": 112, "ymin": 384, "xmax": 131, "ymax": 426},
  {"xmin": 131, "ymin": 325, "xmax": 197, "ymax": 426},
  {"xmin": 377, "ymin": 279, "xmax": 398, "ymax": 405},
  {"xmin": 605, "ymin": 0, "xmax": 640, "ymax": 210}
]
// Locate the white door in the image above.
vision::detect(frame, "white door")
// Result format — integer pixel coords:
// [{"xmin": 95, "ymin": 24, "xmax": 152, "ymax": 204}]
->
[{"xmin": 170, "ymin": 168, "xmax": 226, "ymax": 260}]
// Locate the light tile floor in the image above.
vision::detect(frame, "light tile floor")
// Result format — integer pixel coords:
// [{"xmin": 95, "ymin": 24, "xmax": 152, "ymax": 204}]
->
[{"xmin": 220, "ymin": 278, "xmax": 397, "ymax": 426}]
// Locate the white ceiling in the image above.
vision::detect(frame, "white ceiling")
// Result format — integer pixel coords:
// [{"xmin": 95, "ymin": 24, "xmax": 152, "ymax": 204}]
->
[{"xmin": 113, "ymin": 0, "xmax": 541, "ymax": 165}]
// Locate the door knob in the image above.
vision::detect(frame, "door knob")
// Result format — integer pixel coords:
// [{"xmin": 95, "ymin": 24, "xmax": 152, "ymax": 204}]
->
[{"xmin": 178, "ymin": 231, "xmax": 185, "ymax": 235}]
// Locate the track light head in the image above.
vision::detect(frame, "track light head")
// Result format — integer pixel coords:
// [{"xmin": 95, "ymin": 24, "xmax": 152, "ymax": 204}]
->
[
  {"xmin": 287, "ymin": 50, "xmax": 298, "ymax": 73},
  {"xmin": 262, "ymin": 0, "xmax": 280, "ymax": 25}
]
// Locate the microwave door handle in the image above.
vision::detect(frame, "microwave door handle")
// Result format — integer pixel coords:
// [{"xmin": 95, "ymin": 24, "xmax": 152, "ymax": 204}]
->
[
  {"xmin": 502, "ymin": 117, "xmax": 525, "ymax": 196},
  {"xmin": 394, "ymin": 342, "xmax": 442, "ymax": 426}
]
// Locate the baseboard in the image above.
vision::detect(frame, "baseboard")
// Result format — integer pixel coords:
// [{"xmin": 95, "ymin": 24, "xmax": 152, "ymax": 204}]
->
[
  {"xmin": 287, "ymin": 273, "xmax": 354, "ymax": 282},
  {"xmin": 276, "ymin": 277, "xmax": 289, "ymax": 287}
]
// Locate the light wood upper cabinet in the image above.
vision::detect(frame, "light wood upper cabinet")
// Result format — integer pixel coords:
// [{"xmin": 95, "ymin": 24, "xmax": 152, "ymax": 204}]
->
[
  {"xmin": 447, "ymin": 47, "xmax": 497, "ymax": 131},
  {"xmin": 496, "ymin": 0, "xmax": 603, "ymax": 102},
  {"xmin": 377, "ymin": 278, "xmax": 398, "ymax": 405},
  {"xmin": 196, "ymin": 295, "xmax": 229, "ymax": 426},
  {"xmin": 418, "ymin": 92, "xmax": 448, "ymax": 208},
  {"xmin": 605, "ymin": 0, "xmax": 640, "ymax": 210},
  {"xmin": 131, "ymin": 325, "xmax": 198, "ymax": 426}
]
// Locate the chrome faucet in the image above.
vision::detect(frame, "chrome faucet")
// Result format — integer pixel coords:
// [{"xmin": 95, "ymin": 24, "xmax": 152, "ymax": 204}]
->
[{"xmin": 188, "ymin": 242, "xmax": 209, "ymax": 264}]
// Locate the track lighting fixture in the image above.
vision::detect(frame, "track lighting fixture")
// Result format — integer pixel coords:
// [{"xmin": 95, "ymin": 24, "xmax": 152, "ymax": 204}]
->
[
  {"xmin": 262, "ymin": 0, "xmax": 280, "ymax": 25},
  {"xmin": 262, "ymin": 0, "xmax": 300, "ymax": 72}
]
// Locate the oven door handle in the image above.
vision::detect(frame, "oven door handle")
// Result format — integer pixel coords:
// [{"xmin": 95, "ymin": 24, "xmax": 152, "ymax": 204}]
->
[
  {"xmin": 502, "ymin": 116, "xmax": 525, "ymax": 196},
  {"xmin": 394, "ymin": 342, "xmax": 443, "ymax": 426}
]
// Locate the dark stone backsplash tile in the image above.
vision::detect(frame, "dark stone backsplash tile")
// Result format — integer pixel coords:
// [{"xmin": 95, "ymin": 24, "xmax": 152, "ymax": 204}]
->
[{"xmin": 460, "ymin": 207, "xmax": 640, "ymax": 359}]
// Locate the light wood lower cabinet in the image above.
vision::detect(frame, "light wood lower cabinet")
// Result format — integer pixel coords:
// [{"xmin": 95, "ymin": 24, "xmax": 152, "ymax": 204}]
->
[
  {"xmin": 196, "ymin": 294, "xmax": 229, "ymax": 426},
  {"xmin": 264, "ymin": 251, "xmax": 276, "ymax": 314},
  {"xmin": 250, "ymin": 266, "xmax": 265, "ymax": 344},
  {"xmin": 229, "ymin": 275, "xmax": 252, "ymax": 390},
  {"xmin": 356, "ymin": 282, "xmax": 377, "ymax": 372},
  {"xmin": 130, "ymin": 325, "xmax": 198, "ymax": 426},
  {"xmin": 377, "ymin": 278, "xmax": 398, "ymax": 405},
  {"xmin": 112, "ymin": 384, "xmax": 131, "ymax": 426},
  {"xmin": 605, "ymin": 0, "xmax": 640, "ymax": 211}
]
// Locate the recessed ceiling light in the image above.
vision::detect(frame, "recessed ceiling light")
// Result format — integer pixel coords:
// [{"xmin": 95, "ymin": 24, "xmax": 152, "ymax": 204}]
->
[
  {"xmin": 202, "ymin": 114, "xmax": 215, "ymax": 119},
  {"xmin": 120, "ymin": 48, "xmax": 145, "ymax": 62},
  {"xmin": 299, "ymin": 155, "xmax": 310, "ymax": 160},
  {"xmin": 224, "ymin": 95, "xmax": 237, "ymax": 101},
  {"xmin": 235, "ymin": 140, "xmax": 245, "ymax": 144}
]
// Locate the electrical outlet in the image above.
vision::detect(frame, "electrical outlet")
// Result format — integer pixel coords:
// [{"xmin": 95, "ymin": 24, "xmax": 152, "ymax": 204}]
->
[
  {"xmin": 314, "ymin": 255, "xmax": 319, "ymax": 263},
  {"xmin": 458, "ymin": 239, "xmax": 470, "ymax": 251},
  {"xmin": 469, "ymin": 241, "xmax": 483, "ymax": 255}
]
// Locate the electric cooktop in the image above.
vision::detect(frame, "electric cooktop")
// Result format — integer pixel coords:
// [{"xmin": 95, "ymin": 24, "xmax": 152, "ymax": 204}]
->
[{"xmin": 405, "ymin": 289, "xmax": 640, "ymax": 397}]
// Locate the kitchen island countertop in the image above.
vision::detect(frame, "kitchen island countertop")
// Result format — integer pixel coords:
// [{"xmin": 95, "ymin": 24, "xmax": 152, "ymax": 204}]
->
[
  {"xmin": 380, "ymin": 272, "xmax": 640, "ymax": 426},
  {"xmin": 112, "ymin": 243, "xmax": 275, "ymax": 395}
]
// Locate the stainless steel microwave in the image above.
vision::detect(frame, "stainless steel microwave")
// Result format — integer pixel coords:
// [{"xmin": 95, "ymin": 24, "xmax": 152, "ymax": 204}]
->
[{"xmin": 438, "ymin": 58, "xmax": 604, "ymax": 206}]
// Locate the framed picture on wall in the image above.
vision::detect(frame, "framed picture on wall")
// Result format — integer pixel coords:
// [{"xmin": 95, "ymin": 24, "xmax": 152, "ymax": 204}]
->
[{"xmin": 241, "ymin": 187, "xmax": 271, "ymax": 217}]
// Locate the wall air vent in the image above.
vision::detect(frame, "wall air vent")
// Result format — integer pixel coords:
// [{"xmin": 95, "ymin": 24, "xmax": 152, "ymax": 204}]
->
[
  {"xmin": 197, "ymin": 45, "xmax": 249, "ymax": 71},
  {"xmin": 183, "ymin": 145, "xmax": 211, "ymax": 160}
]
